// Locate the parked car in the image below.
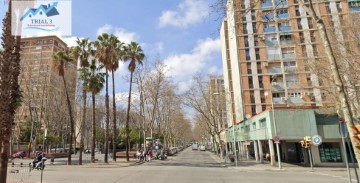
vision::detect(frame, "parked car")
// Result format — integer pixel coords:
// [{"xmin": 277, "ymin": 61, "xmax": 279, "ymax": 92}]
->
[
  {"xmin": 12, "ymin": 151, "xmax": 26, "ymax": 159},
  {"xmin": 192, "ymin": 143, "xmax": 198, "ymax": 150},
  {"xmin": 199, "ymin": 145, "xmax": 206, "ymax": 151},
  {"xmin": 84, "ymin": 148, "xmax": 99, "ymax": 154}
]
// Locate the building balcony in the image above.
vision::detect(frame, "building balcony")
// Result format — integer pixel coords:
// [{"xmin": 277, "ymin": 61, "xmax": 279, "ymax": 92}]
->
[
  {"xmin": 261, "ymin": 1, "xmax": 273, "ymax": 8},
  {"xmin": 268, "ymin": 67, "xmax": 282, "ymax": 74},
  {"xmin": 286, "ymin": 81, "xmax": 300, "ymax": 88},
  {"xmin": 279, "ymin": 26, "xmax": 291, "ymax": 32},
  {"xmin": 271, "ymin": 82, "xmax": 285, "ymax": 92},
  {"xmin": 264, "ymin": 27, "xmax": 276, "ymax": 32},
  {"xmin": 282, "ymin": 52, "xmax": 295, "ymax": 59},
  {"xmin": 350, "ymin": 6, "xmax": 360, "ymax": 11},
  {"xmin": 280, "ymin": 40, "xmax": 294, "ymax": 46},
  {"xmin": 278, "ymin": 13, "xmax": 289, "ymax": 19},
  {"xmin": 273, "ymin": 96, "xmax": 287, "ymax": 104},
  {"xmin": 275, "ymin": 0, "xmax": 288, "ymax": 6},
  {"xmin": 284, "ymin": 67, "xmax": 297, "ymax": 73},
  {"xmin": 262, "ymin": 14, "xmax": 274, "ymax": 20},
  {"xmin": 267, "ymin": 54, "xmax": 281, "ymax": 60}
]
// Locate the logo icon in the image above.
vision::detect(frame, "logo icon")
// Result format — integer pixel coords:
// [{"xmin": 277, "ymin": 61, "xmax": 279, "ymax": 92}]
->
[
  {"xmin": 20, "ymin": 2, "xmax": 59, "ymax": 21},
  {"xmin": 12, "ymin": 0, "xmax": 72, "ymax": 36}
]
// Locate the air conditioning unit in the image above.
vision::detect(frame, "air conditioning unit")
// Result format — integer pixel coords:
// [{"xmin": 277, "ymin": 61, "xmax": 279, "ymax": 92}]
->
[
  {"xmin": 281, "ymin": 97, "xmax": 287, "ymax": 101},
  {"xmin": 262, "ymin": 62, "xmax": 268, "ymax": 67}
]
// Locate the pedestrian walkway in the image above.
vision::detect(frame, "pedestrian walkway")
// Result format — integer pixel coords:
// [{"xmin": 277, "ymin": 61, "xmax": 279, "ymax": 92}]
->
[
  {"xmin": 7, "ymin": 154, "xmax": 143, "ymax": 182},
  {"xmin": 207, "ymin": 151, "xmax": 351, "ymax": 172}
]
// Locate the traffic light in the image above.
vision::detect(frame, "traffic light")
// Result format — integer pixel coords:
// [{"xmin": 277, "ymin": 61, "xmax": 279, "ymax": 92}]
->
[
  {"xmin": 305, "ymin": 136, "xmax": 311, "ymax": 147},
  {"xmin": 300, "ymin": 136, "xmax": 312, "ymax": 148},
  {"xmin": 304, "ymin": 136, "xmax": 312, "ymax": 142}
]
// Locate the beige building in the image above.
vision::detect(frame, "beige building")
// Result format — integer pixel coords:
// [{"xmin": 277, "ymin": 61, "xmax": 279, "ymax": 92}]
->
[
  {"xmin": 14, "ymin": 35, "xmax": 77, "ymax": 144},
  {"xmin": 221, "ymin": 0, "xmax": 360, "ymax": 127}
]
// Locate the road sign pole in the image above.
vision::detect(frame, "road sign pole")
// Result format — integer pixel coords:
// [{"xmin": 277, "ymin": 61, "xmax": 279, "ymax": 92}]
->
[
  {"xmin": 341, "ymin": 135, "xmax": 352, "ymax": 183},
  {"xmin": 339, "ymin": 119, "xmax": 359, "ymax": 183},
  {"xmin": 308, "ymin": 147, "xmax": 313, "ymax": 170},
  {"xmin": 275, "ymin": 142, "xmax": 281, "ymax": 169}
]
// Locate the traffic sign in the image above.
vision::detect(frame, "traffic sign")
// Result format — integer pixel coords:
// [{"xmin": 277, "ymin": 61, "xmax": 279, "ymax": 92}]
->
[
  {"xmin": 273, "ymin": 136, "xmax": 280, "ymax": 143},
  {"xmin": 312, "ymin": 135, "xmax": 322, "ymax": 146}
]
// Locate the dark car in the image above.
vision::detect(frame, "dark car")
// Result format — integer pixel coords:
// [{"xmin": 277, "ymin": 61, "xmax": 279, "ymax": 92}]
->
[{"xmin": 12, "ymin": 151, "xmax": 26, "ymax": 159}]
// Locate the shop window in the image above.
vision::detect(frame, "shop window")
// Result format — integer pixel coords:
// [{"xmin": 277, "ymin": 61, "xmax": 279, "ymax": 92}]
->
[{"xmin": 318, "ymin": 143, "xmax": 342, "ymax": 163}]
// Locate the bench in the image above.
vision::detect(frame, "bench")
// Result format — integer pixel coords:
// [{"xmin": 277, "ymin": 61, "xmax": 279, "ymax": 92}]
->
[{"xmin": 116, "ymin": 151, "xmax": 137, "ymax": 158}]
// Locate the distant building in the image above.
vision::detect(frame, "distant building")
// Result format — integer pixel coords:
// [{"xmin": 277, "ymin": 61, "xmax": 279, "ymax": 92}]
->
[{"xmin": 14, "ymin": 35, "xmax": 77, "ymax": 145}]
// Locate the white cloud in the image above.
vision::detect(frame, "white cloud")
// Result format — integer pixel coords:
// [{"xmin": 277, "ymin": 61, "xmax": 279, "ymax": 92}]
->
[
  {"xmin": 61, "ymin": 36, "xmax": 79, "ymax": 47},
  {"xmin": 158, "ymin": 0, "xmax": 209, "ymax": 28},
  {"xmin": 163, "ymin": 37, "xmax": 221, "ymax": 92},
  {"xmin": 96, "ymin": 24, "xmax": 138, "ymax": 44}
]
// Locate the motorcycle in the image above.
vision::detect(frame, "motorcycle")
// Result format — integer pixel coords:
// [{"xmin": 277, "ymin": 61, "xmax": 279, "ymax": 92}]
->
[
  {"xmin": 31, "ymin": 154, "xmax": 47, "ymax": 170},
  {"xmin": 155, "ymin": 152, "xmax": 167, "ymax": 160}
]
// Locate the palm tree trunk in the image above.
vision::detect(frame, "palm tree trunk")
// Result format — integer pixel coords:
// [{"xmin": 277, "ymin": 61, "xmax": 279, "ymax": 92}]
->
[
  {"xmin": 111, "ymin": 71, "xmax": 117, "ymax": 161},
  {"xmin": 104, "ymin": 69, "xmax": 109, "ymax": 163},
  {"xmin": 299, "ymin": 0, "xmax": 359, "ymax": 167},
  {"xmin": 91, "ymin": 92, "xmax": 96, "ymax": 163},
  {"xmin": 79, "ymin": 89, "xmax": 87, "ymax": 165},
  {"xmin": 0, "ymin": 2, "xmax": 21, "ymax": 181},
  {"xmin": 125, "ymin": 72, "xmax": 134, "ymax": 162},
  {"xmin": 62, "ymin": 76, "xmax": 74, "ymax": 165}
]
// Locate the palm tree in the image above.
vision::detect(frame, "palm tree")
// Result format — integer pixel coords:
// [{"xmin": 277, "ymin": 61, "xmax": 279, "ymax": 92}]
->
[
  {"xmin": 52, "ymin": 50, "xmax": 75, "ymax": 165},
  {"xmin": 0, "ymin": 1, "xmax": 23, "ymax": 181},
  {"xmin": 109, "ymin": 41, "xmax": 124, "ymax": 161},
  {"xmin": 94, "ymin": 33, "xmax": 119, "ymax": 163},
  {"xmin": 123, "ymin": 42, "xmax": 145, "ymax": 161},
  {"xmin": 73, "ymin": 38, "xmax": 92, "ymax": 165},
  {"xmin": 84, "ymin": 60, "xmax": 105, "ymax": 163}
]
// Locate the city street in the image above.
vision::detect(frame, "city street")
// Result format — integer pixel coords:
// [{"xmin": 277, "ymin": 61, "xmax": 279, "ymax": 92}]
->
[{"xmin": 7, "ymin": 147, "xmax": 360, "ymax": 183}]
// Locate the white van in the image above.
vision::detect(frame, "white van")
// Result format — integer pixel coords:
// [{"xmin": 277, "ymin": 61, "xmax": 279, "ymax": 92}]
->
[{"xmin": 192, "ymin": 143, "xmax": 198, "ymax": 150}]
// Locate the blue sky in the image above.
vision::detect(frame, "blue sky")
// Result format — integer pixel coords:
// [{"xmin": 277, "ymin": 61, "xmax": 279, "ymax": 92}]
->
[{"xmin": 1, "ymin": 0, "xmax": 224, "ymax": 98}]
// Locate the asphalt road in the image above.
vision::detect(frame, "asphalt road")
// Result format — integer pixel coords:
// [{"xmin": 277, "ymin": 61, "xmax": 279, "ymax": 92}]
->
[{"xmin": 7, "ymin": 148, "xmax": 359, "ymax": 183}]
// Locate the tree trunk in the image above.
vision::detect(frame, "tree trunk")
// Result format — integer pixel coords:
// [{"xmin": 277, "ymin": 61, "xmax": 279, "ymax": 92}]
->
[
  {"xmin": 62, "ymin": 76, "xmax": 74, "ymax": 165},
  {"xmin": 299, "ymin": 0, "xmax": 359, "ymax": 167},
  {"xmin": 79, "ymin": 89, "xmax": 87, "ymax": 165},
  {"xmin": 111, "ymin": 71, "xmax": 117, "ymax": 161},
  {"xmin": 0, "ymin": 2, "xmax": 21, "ymax": 180},
  {"xmin": 125, "ymin": 71, "xmax": 134, "ymax": 162},
  {"xmin": 104, "ymin": 69, "xmax": 109, "ymax": 163},
  {"xmin": 91, "ymin": 92, "xmax": 96, "ymax": 163}
]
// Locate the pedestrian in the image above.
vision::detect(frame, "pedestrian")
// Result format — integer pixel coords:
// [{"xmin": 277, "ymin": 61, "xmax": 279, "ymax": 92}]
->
[{"xmin": 265, "ymin": 152, "xmax": 270, "ymax": 161}]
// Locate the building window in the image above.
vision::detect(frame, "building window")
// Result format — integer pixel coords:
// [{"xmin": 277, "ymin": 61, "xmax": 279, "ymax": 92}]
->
[
  {"xmin": 319, "ymin": 143, "xmax": 342, "ymax": 163},
  {"xmin": 251, "ymin": 105, "xmax": 256, "ymax": 114},
  {"xmin": 243, "ymin": 24, "xmax": 248, "ymax": 34},
  {"xmin": 252, "ymin": 122, "xmax": 256, "ymax": 130},
  {"xmin": 246, "ymin": 49, "xmax": 251, "ymax": 60},
  {"xmin": 272, "ymin": 93, "xmax": 280, "ymax": 98},
  {"xmin": 255, "ymin": 48, "xmax": 260, "ymax": 60},
  {"xmin": 260, "ymin": 118, "xmax": 266, "ymax": 128},
  {"xmin": 262, "ymin": 105, "xmax": 266, "ymax": 111}
]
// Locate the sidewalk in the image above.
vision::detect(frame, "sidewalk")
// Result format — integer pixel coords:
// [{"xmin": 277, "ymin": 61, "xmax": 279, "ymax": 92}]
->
[
  {"xmin": 7, "ymin": 155, "xmax": 144, "ymax": 183},
  {"xmin": 208, "ymin": 151, "xmax": 350, "ymax": 172}
]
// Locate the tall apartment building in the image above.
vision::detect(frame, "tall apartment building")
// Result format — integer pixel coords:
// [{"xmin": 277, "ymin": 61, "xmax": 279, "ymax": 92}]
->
[
  {"xmin": 14, "ymin": 36, "xmax": 77, "ymax": 140},
  {"xmin": 221, "ymin": 0, "xmax": 360, "ymax": 126},
  {"xmin": 209, "ymin": 76, "xmax": 228, "ymax": 131}
]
